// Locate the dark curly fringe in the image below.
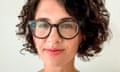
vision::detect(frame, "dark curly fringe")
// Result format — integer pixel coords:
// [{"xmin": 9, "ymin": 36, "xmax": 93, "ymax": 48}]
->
[{"xmin": 16, "ymin": 0, "xmax": 110, "ymax": 61}]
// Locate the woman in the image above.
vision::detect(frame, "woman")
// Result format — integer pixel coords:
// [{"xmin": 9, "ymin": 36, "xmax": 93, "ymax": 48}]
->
[{"xmin": 16, "ymin": 0, "xmax": 110, "ymax": 72}]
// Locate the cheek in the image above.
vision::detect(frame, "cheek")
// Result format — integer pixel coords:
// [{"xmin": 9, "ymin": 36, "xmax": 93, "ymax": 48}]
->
[
  {"xmin": 65, "ymin": 35, "xmax": 82, "ymax": 55},
  {"xmin": 68, "ymin": 34, "xmax": 83, "ymax": 53},
  {"xmin": 65, "ymin": 41, "xmax": 79, "ymax": 54},
  {"xmin": 33, "ymin": 37, "xmax": 45, "ymax": 52}
]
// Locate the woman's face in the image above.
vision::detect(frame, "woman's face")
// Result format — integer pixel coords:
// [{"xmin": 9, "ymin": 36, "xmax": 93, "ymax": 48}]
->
[{"xmin": 33, "ymin": 0, "xmax": 83, "ymax": 67}]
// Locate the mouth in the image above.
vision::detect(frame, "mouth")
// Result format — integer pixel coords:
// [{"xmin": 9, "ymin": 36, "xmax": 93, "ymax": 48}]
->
[{"xmin": 44, "ymin": 48, "xmax": 65, "ymax": 55}]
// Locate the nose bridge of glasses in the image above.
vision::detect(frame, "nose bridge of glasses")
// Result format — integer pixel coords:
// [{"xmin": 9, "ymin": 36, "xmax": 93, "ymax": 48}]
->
[
  {"xmin": 49, "ymin": 24, "xmax": 61, "ymax": 37},
  {"xmin": 50, "ymin": 24, "xmax": 58, "ymax": 28},
  {"xmin": 50, "ymin": 24, "xmax": 59, "ymax": 32}
]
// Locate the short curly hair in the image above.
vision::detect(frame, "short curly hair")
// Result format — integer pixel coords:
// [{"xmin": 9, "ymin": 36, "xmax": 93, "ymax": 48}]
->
[{"xmin": 16, "ymin": 0, "xmax": 110, "ymax": 60}]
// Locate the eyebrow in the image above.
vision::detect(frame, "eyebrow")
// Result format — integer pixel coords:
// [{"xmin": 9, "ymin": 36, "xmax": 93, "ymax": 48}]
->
[
  {"xmin": 36, "ymin": 17, "xmax": 76, "ymax": 23},
  {"xmin": 60, "ymin": 17, "xmax": 76, "ymax": 22},
  {"xmin": 36, "ymin": 18, "xmax": 50, "ymax": 22}
]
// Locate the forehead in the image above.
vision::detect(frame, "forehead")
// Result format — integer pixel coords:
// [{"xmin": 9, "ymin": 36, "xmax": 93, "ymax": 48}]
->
[{"xmin": 35, "ymin": 0, "xmax": 71, "ymax": 23}]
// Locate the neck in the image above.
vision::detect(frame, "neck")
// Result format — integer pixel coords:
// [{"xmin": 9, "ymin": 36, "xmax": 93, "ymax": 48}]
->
[{"xmin": 39, "ymin": 60, "xmax": 78, "ymax": 72}]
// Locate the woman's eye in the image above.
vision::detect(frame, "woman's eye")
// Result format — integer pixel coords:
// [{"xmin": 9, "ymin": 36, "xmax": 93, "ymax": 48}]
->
[
  {"xmin": 61, "ymin": 24, "xmax": 73, "ymax": 29},
  {"xmin": 37, "ymin": 22, "xmax": 49, "ymax": 28},
  {"xmin": 39, "ymin": 24, "xmax": 48, "ymax": 28}
]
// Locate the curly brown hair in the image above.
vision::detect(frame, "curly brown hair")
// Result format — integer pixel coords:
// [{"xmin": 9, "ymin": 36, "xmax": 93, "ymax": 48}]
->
[{"xmin": 16, "ymin": 0, "xmax": 110, "ymax": 60}]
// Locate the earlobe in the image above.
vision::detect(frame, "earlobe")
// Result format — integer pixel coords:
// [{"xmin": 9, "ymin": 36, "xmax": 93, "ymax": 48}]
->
[
  {"xmin": 82, "ymin": 34, "xmax": 86, "ymax": 41},
  {"xmin": 79, "ymin": 35, "xmax": 85, "ymax": 49},
  {"xmin": 78, "ymin": 33, "xmax": 86, "ymax": 42}
]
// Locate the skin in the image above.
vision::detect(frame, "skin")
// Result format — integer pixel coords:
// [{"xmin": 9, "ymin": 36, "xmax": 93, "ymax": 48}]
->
[{"xmin": 33, "ymin": 0, "xmax": 84, "ymax": 72}]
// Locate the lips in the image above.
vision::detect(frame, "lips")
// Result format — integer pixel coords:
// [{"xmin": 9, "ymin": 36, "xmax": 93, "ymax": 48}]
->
[{"xmin": 44, "ymin": 48, "xmax": 64, "ymax": 55}]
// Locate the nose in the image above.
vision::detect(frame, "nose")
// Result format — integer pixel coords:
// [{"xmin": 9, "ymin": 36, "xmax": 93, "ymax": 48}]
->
[{"xmin": 47, "ymin": 27, "xmax": 62, "ymax": 44}]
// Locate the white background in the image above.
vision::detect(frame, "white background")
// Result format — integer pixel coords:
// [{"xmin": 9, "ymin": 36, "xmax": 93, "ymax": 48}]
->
[{"xmin": 0, "ymin": 0, "xmax": 120, "ymax": 72}]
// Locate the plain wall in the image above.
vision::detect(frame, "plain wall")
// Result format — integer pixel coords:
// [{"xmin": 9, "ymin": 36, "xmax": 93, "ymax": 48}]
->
[{"xmin": 0, "ymin": 0, "xmax": 120, "ymax": 72}]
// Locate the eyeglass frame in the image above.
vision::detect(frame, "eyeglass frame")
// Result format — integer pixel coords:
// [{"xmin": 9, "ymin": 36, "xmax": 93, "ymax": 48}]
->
[{"xmin": 28, "ymin": 18, "xmax": 82, "ymax": 40}]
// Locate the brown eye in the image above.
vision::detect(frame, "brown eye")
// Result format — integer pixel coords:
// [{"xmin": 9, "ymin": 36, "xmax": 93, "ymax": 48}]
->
[
  {"xmin": 60, "ymin": 24, "xmax": 73, "ymax": 29},
  {"xmin": 37, "ymin": 21, "xmax": 49, "ymax": 29}
]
